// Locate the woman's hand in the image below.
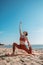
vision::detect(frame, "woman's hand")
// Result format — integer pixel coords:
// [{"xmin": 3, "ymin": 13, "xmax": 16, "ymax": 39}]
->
[{"xmin": 20, "ymin": 21, "xmax": 22, "ymax": 26}]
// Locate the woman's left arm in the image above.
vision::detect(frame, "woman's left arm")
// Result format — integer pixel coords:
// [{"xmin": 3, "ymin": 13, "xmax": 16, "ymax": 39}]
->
[{"xmin": 27, "ymin": 38, "xmax": 31, "ymax": 47}]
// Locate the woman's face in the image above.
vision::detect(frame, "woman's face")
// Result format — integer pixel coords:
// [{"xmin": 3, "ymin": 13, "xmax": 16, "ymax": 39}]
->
[{"xmin": 23, "ymin": 32, "xmax": 28, "ymax": 36}]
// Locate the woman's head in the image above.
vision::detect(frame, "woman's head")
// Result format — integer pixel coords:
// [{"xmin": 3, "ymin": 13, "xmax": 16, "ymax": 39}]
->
[{"xmin": 23, "ymin": 31, "xmax": 28, "ymax": 36}]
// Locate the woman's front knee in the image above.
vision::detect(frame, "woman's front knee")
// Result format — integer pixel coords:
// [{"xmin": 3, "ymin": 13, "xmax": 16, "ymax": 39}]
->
[{"xmin": 13, "ymin": 43, "xmax": 17, "ymax": 46}]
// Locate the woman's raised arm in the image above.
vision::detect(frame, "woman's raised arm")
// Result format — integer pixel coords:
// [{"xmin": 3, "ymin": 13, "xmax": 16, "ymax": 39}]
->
[{"xmin": 19, "ymin": 22, "xmax": 22, "ymax": 36}]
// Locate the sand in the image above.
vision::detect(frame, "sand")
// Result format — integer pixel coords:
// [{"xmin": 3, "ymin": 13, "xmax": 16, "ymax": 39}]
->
[{"xmin": 0, "ymin": 47, "xmax": 43, "ymax": 65}]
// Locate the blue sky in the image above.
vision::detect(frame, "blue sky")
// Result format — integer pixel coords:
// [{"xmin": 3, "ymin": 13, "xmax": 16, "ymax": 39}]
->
[{"xmin": 0, "ymin": 0, "xmax": 43, "ymax": 45}]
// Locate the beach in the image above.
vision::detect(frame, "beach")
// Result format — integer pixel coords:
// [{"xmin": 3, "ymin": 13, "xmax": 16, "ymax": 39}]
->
[{"xmin": 0, "ymin": 47, "xmax": 43, "ymax": 65}]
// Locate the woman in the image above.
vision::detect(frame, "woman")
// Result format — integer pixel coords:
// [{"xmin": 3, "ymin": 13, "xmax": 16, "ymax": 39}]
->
[{"xmin": 12, "ymin": 22, "xmax": 32, "ymax": 55}]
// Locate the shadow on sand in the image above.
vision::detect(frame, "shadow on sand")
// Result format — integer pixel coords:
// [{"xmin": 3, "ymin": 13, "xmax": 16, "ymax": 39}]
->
[{"xmin": 0, "ymin": 54, "xmax": 24, "ymax": 58}]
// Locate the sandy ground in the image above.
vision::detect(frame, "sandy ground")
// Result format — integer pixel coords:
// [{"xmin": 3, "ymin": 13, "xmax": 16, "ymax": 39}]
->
[{"xmin": 0, "ymin": 47, "xmax": 43, "ymax": 65}]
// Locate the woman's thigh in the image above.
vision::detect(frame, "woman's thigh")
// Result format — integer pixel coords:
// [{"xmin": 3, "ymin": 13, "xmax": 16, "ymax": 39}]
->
[
  {"xmin": 20, "ymin": 44, "xmax": 28, "ymax": 51},
  {"xmin": 13, "ymin": 43, "xmax": 28, "ymax": 51}
]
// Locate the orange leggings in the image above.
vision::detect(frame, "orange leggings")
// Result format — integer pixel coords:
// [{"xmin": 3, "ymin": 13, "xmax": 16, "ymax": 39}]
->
[{"xmin": 13, "ymin": 43, "xmax": 32, "ymax": 54}]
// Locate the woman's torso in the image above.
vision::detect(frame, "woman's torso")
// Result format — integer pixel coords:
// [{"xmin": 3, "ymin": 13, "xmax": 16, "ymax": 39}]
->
[{"xmin": 20, "ymin": 35, "xmax": 28, "ymax": 45}]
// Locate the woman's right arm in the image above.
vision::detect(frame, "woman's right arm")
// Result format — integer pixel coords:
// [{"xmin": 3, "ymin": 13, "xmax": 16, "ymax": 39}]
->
[{"xmin": 19, "ymin": 22, "xmax": 22, "ymax": 36}]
